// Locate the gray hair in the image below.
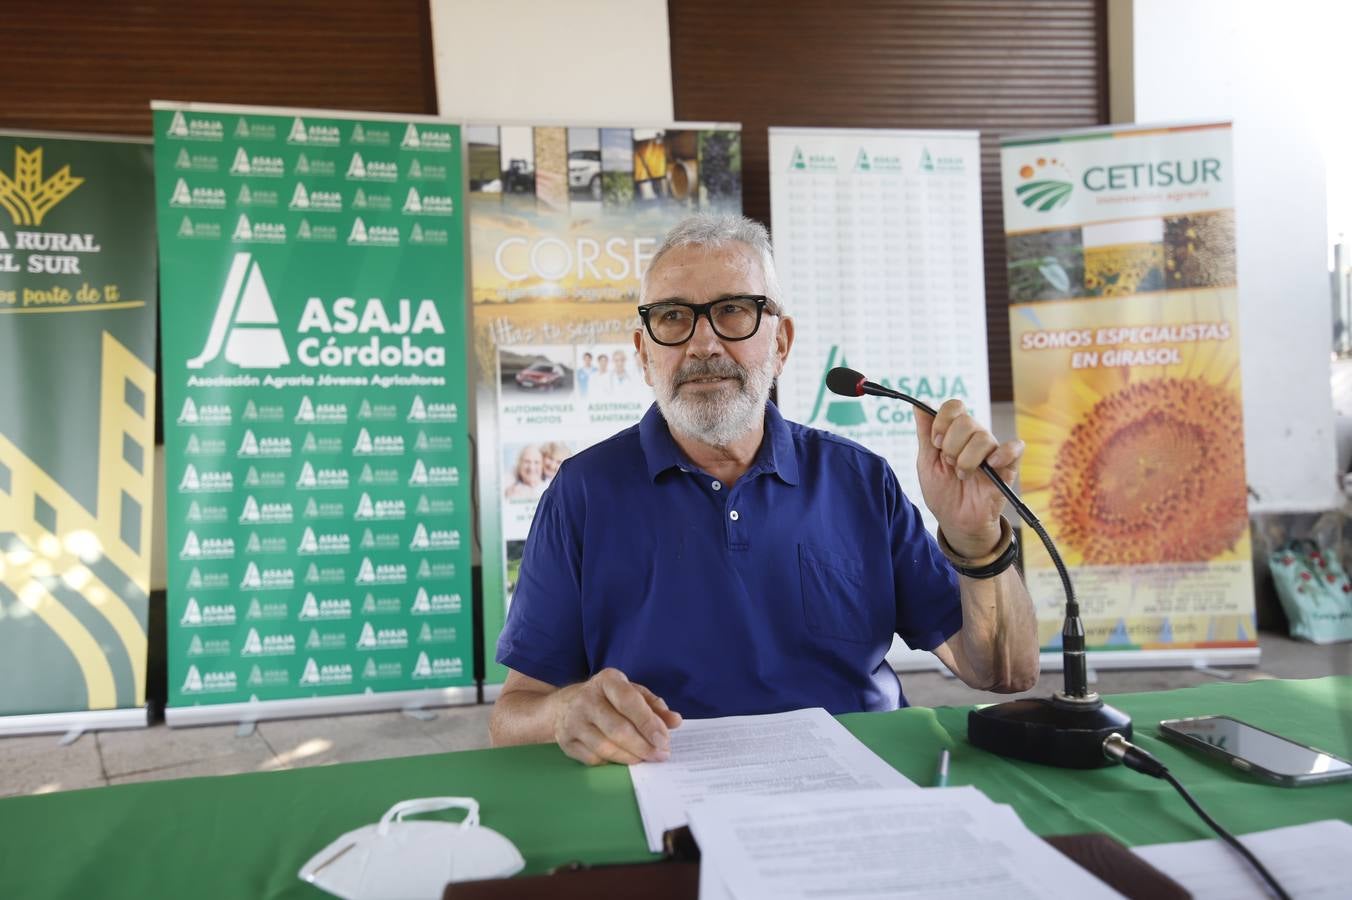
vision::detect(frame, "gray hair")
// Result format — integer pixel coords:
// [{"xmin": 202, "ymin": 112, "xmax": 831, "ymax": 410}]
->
[{"xmin": 640, "ymin": 213, "xmax": 785, "ymax": 313}]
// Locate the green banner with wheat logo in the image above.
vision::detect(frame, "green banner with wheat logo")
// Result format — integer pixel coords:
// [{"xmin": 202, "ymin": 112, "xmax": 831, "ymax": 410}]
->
[{"xmin": 0, "ymin": 132, "xmax": 157, "ymax": 722}]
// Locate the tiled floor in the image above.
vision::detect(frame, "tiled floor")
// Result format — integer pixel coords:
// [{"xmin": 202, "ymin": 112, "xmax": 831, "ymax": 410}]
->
[
  {"xmin": 2, "ymin": 632, "xmax": 1347, "ymax": 798},
  {"xmin": 1, "ymin": 703, "xmax": 495, "ymax": 798}
]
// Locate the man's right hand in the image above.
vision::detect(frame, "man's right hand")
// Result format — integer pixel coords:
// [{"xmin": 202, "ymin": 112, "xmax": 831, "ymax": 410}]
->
[{"xmin": 552, "ymin": 668, "xmax": 683, "ymax": 766}]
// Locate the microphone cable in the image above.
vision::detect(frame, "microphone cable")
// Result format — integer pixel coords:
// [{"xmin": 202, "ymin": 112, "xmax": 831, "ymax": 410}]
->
[{"xmin": 1103, "ymin": 734, "xmax": 1292, "ymax": 900}]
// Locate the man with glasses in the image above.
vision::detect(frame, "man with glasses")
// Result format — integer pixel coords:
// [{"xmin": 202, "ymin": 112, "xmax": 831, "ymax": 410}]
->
[{"xmin": 490, "ymin": 214, "xmax": 1039, "ymax": 766}]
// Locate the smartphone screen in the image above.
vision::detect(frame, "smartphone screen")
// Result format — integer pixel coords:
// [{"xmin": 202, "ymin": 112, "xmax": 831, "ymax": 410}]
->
[{"xmin": 1164, "ymin": 716, "xmax": 1352, "ymax": 779}]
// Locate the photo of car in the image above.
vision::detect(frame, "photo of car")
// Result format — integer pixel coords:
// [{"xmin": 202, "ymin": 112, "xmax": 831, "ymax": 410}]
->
[
  {"xmin": 569, "ymin": 149, "xmax": 602, "ymax": 200},
  {"xmin": 499, "ymin": 346, "xmax": 576, "ymax": 398},
  {"xmin": 514, "ymin": 360, "xmax": 566, "ymax": 391}
]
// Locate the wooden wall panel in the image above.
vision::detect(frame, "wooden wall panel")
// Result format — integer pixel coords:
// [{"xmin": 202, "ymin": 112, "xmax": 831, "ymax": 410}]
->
[
  {"xmin": 668, "ymin": 0, "xmax": 1109, "ymax": 400},
  {"xmin": 0, "ymin": 1, "xmax": 437, "ymax": 136}
]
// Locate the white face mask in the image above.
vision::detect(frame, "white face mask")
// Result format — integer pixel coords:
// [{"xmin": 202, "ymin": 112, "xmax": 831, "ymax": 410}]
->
[{"xmin": 298, "ymin": 797, "xmax": 525, "ymax": 900}]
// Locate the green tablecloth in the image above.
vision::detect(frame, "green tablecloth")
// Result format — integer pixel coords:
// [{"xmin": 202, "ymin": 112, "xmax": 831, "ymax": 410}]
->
[{"xmin": 1, "ymin": 677, "xmax": 1349, "ymax": 899}]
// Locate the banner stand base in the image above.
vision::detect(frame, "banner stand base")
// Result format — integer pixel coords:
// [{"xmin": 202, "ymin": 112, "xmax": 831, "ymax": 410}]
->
[
  {"xmin": 1039, "ymin": 647, "xmax": 1261, "ymax": 670},
  {"xmin": 165, "ymin": 686, "xmax": 478, "ymax": 728},
  {"xmin": 890, "ymin": 646, "xmax": 1261, "ymax": 674},
  {"xmin": 0, "ymin": 705, "xmax": 150, "ymax": 738}
]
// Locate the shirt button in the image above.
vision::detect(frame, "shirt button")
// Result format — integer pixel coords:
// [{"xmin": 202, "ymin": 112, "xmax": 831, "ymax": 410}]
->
[
  {"xmin": 711, "ymin": 480, "xmax": 721, "ymax": 491},
  {"xmin": 729, "ymin": 509, "xmax": 740, "ymax": 521}
]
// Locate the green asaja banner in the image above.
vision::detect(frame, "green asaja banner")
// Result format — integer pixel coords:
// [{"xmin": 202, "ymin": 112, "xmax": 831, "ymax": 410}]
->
[
  {"xmin": 153, "ymin": 103, "xmax": 474, "ymax": 720},
  {"xmin": 0, "ymin": 132, "xmax": 157, "ymax": 730}
]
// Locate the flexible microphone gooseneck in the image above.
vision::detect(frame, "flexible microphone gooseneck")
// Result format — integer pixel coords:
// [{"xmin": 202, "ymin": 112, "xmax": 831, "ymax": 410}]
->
[{"xmin": 826, "ymin": 366, "xmax": 1131, "ymax": 769}]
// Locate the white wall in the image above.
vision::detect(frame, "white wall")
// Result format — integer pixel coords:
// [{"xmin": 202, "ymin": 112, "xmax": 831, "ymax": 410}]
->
[
  {"xmin": 1132, "ymin": 0, "xmax": 1341, "ymax": 512},
  {"xmin": 429, "ymin": 0, "xmax": 673, "ymax": 122},
  {"xmin": 426, "ymin": 0, "xmax": 1346, "ymax": 514}
]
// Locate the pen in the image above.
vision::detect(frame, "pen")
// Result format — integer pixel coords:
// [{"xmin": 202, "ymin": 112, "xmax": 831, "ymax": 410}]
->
[{"xmin": 934, "ymin": 748, "xmax": 950, "ymax": 788}]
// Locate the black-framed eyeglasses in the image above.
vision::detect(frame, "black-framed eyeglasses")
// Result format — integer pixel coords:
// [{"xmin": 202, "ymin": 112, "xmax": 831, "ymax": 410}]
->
[{"xmin": 636, "ymin": 295, "xmax": 777, "ymax": 347}]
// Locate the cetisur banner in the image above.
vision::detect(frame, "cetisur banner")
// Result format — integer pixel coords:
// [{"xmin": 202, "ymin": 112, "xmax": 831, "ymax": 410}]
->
[
  {"xmin": 468, "ymin": 124, "xmax": 742, "ymax": 685},
  {"xmin": 0, "ymin": 132, "xmax": 157, "ymax": 726},
  {"xmin": 154, "ymin": 103, "xmax": 474, "ymax": 718},
  {"xmin": 1001, "ymin": 121, "xmax": 1255, "ymax": 661}
]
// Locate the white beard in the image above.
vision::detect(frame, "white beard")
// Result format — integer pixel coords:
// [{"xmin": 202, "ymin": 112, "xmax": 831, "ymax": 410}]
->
[{"xmin": 654, "ymin": 352, "xmax": 778, "ymax": 448}]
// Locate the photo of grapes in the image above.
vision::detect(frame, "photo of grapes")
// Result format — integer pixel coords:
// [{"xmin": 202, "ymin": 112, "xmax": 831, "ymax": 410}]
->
[{"xmin": 698, "ymin": 129, "xmax": 742, "ymax": 210}]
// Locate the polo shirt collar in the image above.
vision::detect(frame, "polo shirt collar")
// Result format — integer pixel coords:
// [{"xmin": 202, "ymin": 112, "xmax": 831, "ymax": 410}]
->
[
  {"xmin": 638, "ymin": 402, "xmax": 801, "ymax": 486},
  {"xmin": 763, "ymin": 401, "xmax": 801, "ymax": 485},
  {"xmin": 639, "ymin": 404, "xmax": 685, "ymax": 480}
]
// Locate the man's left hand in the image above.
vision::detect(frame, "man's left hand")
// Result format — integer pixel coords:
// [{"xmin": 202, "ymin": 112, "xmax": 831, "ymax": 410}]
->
[{"xmin": 914, "ymin": 399, "xmax": 1024, "ymax": 558}]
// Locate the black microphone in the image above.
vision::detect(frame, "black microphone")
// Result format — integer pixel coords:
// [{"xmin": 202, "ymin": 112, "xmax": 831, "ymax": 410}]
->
[
  {"xmin": 824, "ymin": 366, "xmax": 870, "ymax": 402},
  {"xmin": 827, "ymin": 367, "xmax": 1021, "ymax": 535},
  {"xmin": 825, "ymin": 365, "xmax": 1132, "ymax": 769}
]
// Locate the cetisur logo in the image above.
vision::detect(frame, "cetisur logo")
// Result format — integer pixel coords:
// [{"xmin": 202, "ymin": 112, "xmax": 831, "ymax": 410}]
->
[
  {"xmin": 1014, "ymin": 157, "xmax": 1072, "ymax": 212},
  {"xmin": 187, "ymin": 252, "xmax": 290, "ymax": 369},
  {"xmin": 0, "ymin": 146, "xmax": 83, "ymax": 226}
]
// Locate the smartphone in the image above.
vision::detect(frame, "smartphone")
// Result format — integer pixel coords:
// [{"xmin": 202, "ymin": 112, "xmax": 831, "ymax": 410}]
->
[{"xmin": 1158, "ymin": 715, "xmax": 1352, "ymax": 786}]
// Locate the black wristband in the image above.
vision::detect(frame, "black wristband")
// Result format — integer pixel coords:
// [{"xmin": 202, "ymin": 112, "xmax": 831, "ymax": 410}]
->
[{"xmin": 938, "ymin": 518, "xmax": 1018, "ymax": 580}]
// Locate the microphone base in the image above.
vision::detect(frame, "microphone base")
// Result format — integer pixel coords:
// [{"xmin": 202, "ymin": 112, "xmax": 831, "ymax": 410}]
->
[{"xmin": 967, "ymin": 695, "xmax": 1133, "ymax": 769}]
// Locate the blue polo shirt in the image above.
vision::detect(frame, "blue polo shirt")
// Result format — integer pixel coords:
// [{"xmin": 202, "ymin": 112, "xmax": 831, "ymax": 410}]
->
[{"xmin": 496, "ymin": 403, "xmax": 962, "ymax": 717}]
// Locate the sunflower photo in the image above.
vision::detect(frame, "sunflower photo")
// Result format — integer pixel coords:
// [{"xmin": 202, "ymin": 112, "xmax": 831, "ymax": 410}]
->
[{"xmin": 1009, "ymin": 288, "xmax": 1254, "ymax": 650}]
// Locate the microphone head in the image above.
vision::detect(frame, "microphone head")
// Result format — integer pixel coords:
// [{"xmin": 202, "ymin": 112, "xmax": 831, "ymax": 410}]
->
[{"xmin": 825, "ymin": 367, "xmax": 867, "ymax": 397}]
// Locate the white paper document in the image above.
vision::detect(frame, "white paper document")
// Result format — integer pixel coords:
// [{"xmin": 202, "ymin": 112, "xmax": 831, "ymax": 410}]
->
[
  {"xmin": 1133, "ymin": 819, "xmax": 1352, "ymax": 899},
  {"xmin": 689, "ymin": 786, "xmax": 1124, "ymax": 900},
  {"xmin": 627, "ymin": 707, "xmax": 915, "ymax": 853}
]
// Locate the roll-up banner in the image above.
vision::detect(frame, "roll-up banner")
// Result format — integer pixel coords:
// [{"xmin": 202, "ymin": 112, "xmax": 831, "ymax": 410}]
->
[
  {"xmin": 154, "ymin": 103, "xmax": 476, "ymax": 725},
  {"xmin": 0, "ymin": 131, "xmax": 157, "ymax": 735},
  {"xmin": 769, "ymin": 128, "xmax": 989, "ymax": 672},
  {"xmin": 1001, "ymin": 121, "xmax": 1257, "ymax": 668},
  {"xmin": 470, "ymin": 123, "xmax": 743, "ymax": 689}
]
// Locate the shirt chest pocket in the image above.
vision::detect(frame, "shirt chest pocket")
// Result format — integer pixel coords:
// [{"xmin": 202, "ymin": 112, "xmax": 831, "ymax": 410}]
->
[{"xmin": 798, "ymin": 543, "xmax": 876, "ymax": 644}]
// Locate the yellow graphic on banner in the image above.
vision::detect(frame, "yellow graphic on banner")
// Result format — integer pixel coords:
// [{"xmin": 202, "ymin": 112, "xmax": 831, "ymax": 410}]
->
[
  {"xmin": 0, "ymin": 334, "xmax": 154, "ymax": 707},
  {"xmin": 7, "ymin": 580, "xmax": 117, "ymax": 709},
  {"xmin": 1012, "ymin": 288, "xmax": 1253, "ymax": 649},
  {"xmin": 1016, "ymin": 290, "xmax": 1246, "ymax": 567},
  {"xmin": 0, "ymin": 146, "xmax": 84, "ymax": 226},
  {"xmin": 0, "ymin": 302, "xmax": 147, "ymax": 316}
]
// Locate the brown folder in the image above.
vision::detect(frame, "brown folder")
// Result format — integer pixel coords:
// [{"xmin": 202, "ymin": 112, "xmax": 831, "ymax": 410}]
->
[{"xmin": 445, "ymin": 831, "xmax": 1190, "ymax": 899}]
